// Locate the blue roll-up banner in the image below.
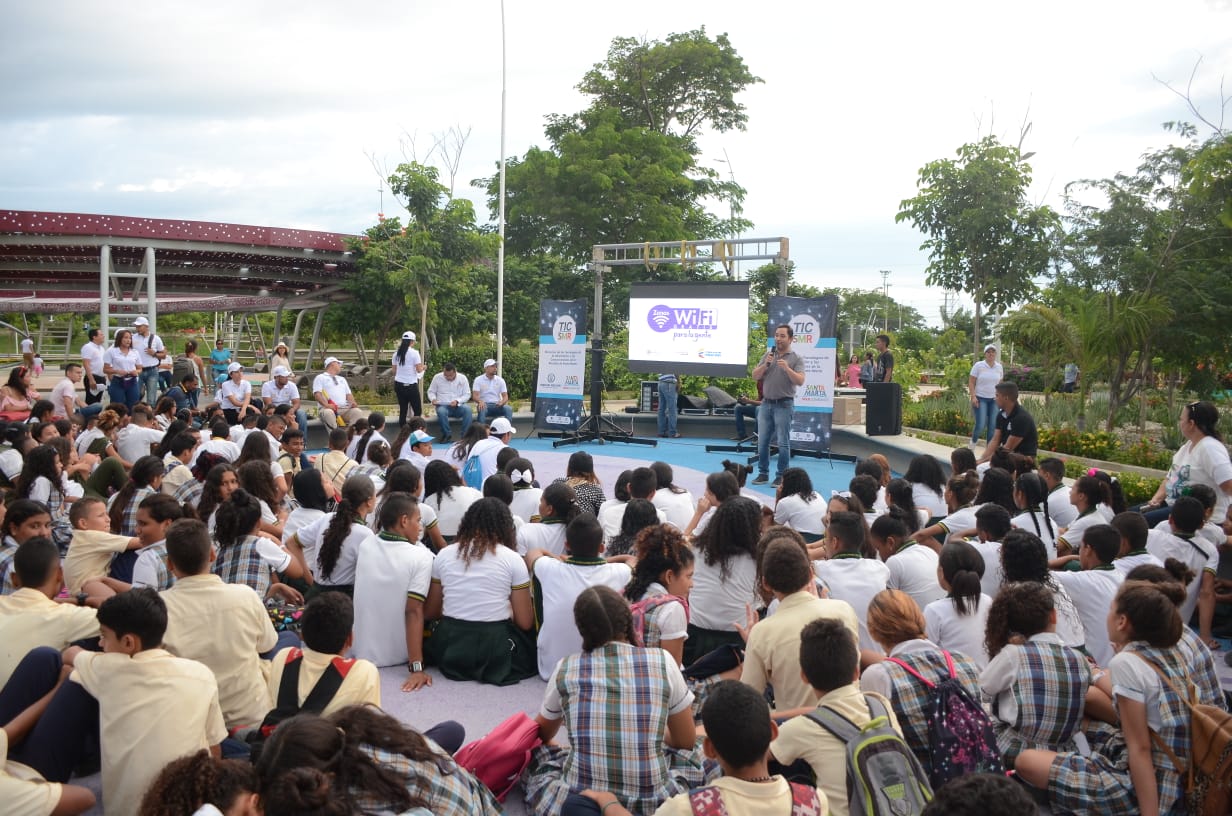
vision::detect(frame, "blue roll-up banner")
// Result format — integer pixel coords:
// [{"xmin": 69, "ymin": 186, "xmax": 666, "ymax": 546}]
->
[
  {"xmin": 534, "ymin": 299, "xmax": 588, "ymax": 431},
  {"xmin": 767, "ymin": 295, "xmax": 839, "ymax": 454}
]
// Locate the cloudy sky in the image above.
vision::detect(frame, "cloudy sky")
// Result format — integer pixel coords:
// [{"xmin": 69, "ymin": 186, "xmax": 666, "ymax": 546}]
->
[{"xmin": 2, "ymin": 1, "xmax": 1230, "ymax": 327}]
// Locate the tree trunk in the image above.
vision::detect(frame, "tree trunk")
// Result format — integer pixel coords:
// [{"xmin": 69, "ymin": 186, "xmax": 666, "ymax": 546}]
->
[
  {"xmin": 1077, "ymin": 382, "xmax": 1089, "ymax": 433},
  {"xmin": 973, "ymin": 298, "xmax": 983, "ymax": 358}
]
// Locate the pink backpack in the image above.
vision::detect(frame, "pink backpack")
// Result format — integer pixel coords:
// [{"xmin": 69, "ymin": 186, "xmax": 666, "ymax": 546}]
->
[
  {"xmin": 631, "ymin": 593, "xmax": 689, "ymax": 647},
  {"xmin": 453, "ymin": 711, "xmax": 543, "ymax": 802}
]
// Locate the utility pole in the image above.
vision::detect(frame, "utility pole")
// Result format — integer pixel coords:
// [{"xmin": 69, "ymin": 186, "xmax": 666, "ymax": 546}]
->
[{"xmin": 879, "ymin": 270, "xmax": 890, "ymax": 334}]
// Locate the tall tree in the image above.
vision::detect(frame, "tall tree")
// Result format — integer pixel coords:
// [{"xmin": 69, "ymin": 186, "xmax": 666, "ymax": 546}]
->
[{"xmin": 897, "ymin": 135, "xmax": 1060, "ymax": 356}]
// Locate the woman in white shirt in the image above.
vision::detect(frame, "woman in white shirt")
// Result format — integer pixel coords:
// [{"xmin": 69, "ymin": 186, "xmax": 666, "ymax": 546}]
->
[
  {"xmin": 772, "ymin": 467, "xmax": 824, "ymax": 542},
  {"xmin": 218, "ymin": 363, "xmax": 253, "ymax": 425},
  {"xmin": 104, "ymin": 329, "xmax": 143, "ymax": 410},
  {"xmin": 423, "ymin": 460, "xmax": 482, "ymax": 542},
  {"xmin": 685, "ymin": 496, "xmax": 763, "ymax": 665},
  {"xmin": 924, "ymin": 540, "xmax": 992, "ymax": 667},
  {"xmin": 390, "ymin": 331, "xmax": 425, "ymax": 428}
]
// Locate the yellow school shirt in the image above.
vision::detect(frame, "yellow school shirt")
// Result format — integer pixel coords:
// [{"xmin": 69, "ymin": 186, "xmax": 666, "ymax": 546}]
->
[
  {"xmin": 63, "ymin": 529, "xmax": 133, "ymax": 593},
  {"xmin": 72, "ymin": 649, "xmax": 227, "ymax": 816},
  {"xmin": 161, "ymin": 573, "xmax": 279, "ymax": 730},
  {"xmin": 0, "ymin": 728, "xmax": 62, "ymax": 816},
  {"xmin": 771, "ymin": 683, "xmax": 900, "ymax": 816},
  {"xmin": 0, "ymin": 588, "xmax": 99, "ymax": 688},
  {"xmin": 266, "ymin": 645, "xmax": 380, "ymax": 717},
  {"xmin": 654, "ymin": 776, "xmax": 826, "ymax": 816}
]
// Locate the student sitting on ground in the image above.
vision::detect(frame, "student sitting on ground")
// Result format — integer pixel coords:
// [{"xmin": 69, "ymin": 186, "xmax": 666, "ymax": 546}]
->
[
  {"xmin": 1, "ymin": 500, "xmax": 53, "ymax": 595},
  {"xmin": 1145, "ymin": 495, "xmax": 1218, "ymax": 644},
  {"xmin": 1012, "ymin": 471, "xmax": 1058, "ymax": 557},
  {"xmin": 138, "ymin": 749, "xmax": 259, "ymax": 816},
  {"xmin": 505, "ymin": 456, "xmax": 544, "ymax": 524},
  {"xmin": 61, "ymin": 497, "xmax": 140, "ymax": 595},
  {"xmin": 317, "ymin": 427, "xmax": 357, "ymax": 493},
  {"xmin": 742, "ymin": 538, "xmax": 860, "ymax": 713},
  {"xmin": 682, "ymin": 469, "xmax": 740, "ymax": 539},
  {"xmin": 1050, "ymin": 523, "xmax": 1126, "ymax": 667},
  {"xmin": 815, "ymin": 510, "xmax": 890, "ymax": 657},
  {"xmin": 969, "ymin": 504, "xmax": 1010, "ymax": 598},
  {"xmin": 528, "ymin": 512, "xmax": 632, "ymax": 681},
  {"xmin": 912, "ymin": 470, "xmax": 981, "ymax": 550},
  {"xmin": 289, "ymin": 474, "xmax": 376, "ymax": 596},
  {"xmin": 924, "ymin": 540, "xmax": 992, "ymax": 667},
  {"xmin": 265, "ymin": 591, "xmax": 379, "ymax": 721},
  {"xmin": 980, "ymin": 581, "xmax": 1091, "ymax": 768},
  {"xmin": 212, "ymin": 489, "xmax": 305, "ymax": 601},
  {"xmin": 583, "ymin": 679, "xmax": 826, "ymax": 816},
  {"xmin": 129, "ymin": 493, "xmax": 186, "ymax": 591},
  {"xmin": 160, "ymin": 518, "xmax": 289, "ymax": 737},
  {"xmin": 685, "ymin": 496, "xmax": 764, "ymax": 665},
  {"xmin": 1001, "ymin": 530, "xmax": 1086, "ymax": 650},
  {"xmin": 624, "ymin": 524, "xmax": 696, "ymax": 667},
  {"xmin": 517, "ymin": 481, "xmax": 582, "ymax": 557},
  {"xmin": 1110, "ymin": 510, "xmax": 1164, "ymax": 575},
  {"xmin": 870, "ymin": 508, "xmax": 945, "ymax": 610},
  {"xmin": 772, "ymin": 467, "xmax": 824, "ymax": 542}
]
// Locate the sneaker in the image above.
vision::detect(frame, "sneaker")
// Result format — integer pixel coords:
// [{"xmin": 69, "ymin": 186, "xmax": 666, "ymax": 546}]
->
[
  {"xmin": 751, "ymin": 473, "xmax": 770, "ymax": 485},
  {"xmin": 670, "ymin": 432, "xmax": 681, "ymax": 438},
  {"xmin": 772, "ymin": 475, "xmax": 783, "ymax": 487}
]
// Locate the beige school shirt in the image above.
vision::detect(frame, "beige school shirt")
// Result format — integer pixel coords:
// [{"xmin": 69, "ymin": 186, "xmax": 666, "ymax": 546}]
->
[
  {"xmin": 654, "ymin": 776, "xmax": 826, "ymax": 816},
  {"xmin": 72, "ymin": 649, "xmax": 227, "ymax": 816},
  {"xmin": 266, "ymin": 645, "xmax": 380, "ymax": 717},
  {"xmin": 161, "ymin": 574, "xmax": 279, "ymax": 730},
  {"xmin": 741, "ymin": 590, "xmax": 860, "ymax": 712},
  {"xmin": 0, "ymin": 728, "xmax": 62, "ymax": 816},
  {"xmin": 63, "ymin": 529, "xmax": 133, "ymax": 593},
  {"xmin": 0, "ymin": 588, "xmax": 99, "ymax": 688},
  {"xmin": 771, "ymin": 683, "xmax": 900, "ymax": 816}
]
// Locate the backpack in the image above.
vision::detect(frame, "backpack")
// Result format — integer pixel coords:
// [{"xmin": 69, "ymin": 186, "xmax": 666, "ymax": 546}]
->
[
  {"xmin": 249, "ymin": 648, "xmax": 348, "ymax": 744},
  {"xmin": 807, "ymin": 695, "xmax": 932, "ymax": 816},
  {"xmin": 171, "ymin": 355, "xmax": 196, "ymax": 387},
  {"xmin": 630, "ymin": 593, "xmax": 689, "ymax": 648},
  {"xmin": 884, "ymin": 650, "xmax": 1003, "ymax": 788},
  {"xmin": 462, "ymin": 454, "xmax": 484, "ymax": 490},
  {"xmin": 453, "ymin": 711, "xmax": 543, "ymax": 802},
  {"xmin": 1134, "ymin": 654, "xmax": 1232, "ymax": 816},
  {"xmin": 688, "ymin": 779, "xmax": 822, "ymax": 815}
]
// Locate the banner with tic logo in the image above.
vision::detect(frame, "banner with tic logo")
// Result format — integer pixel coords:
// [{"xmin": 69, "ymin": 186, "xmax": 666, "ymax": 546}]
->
[
  {"xmin": 768, "ymin": 295, "xmax": 838, "ymax": 454},
  {"xmin": 534, "ymin": 299, "xmax": 588, "ymax": 431}
]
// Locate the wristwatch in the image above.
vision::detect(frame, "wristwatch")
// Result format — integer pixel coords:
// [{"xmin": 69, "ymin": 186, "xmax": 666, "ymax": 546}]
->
[
  {"xmin": 75, "ymin": 591, "xmax": 88, "ymax": 606},
  {"xmin": 409, "ymin": 660, "xmax": 424, "ymax": 673}
]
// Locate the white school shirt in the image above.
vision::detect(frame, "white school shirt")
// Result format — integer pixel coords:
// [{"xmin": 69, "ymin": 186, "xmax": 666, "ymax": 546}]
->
[
  {"xmin": 352, "ymin": 532, "xmax": 435, "ymax": 667},
  {"xmin": 312, "ymin": 372, "xmax": 353, "ymax": 406},
  {"xmin": 1114, "ymin": 550, "xmax": 1165, "ymax": 576},
  {"xmin": 970, "ymin": 539, "xmax": 1005, "ymax": 598},
  {"xmin": 76, "ymin": 427, "xmax": 104, "ymax": 459},
  {"xmin": 1050, "ymin": 584, "xmax": 1087, "ymax": 648},
  {"xmin": 282, "ymin": 507, "xmax": 325, "ymax": 547},
  {"xmin": 1147, "ymin": 527, "xmax": 1219, "ymax": 623},
  {"xmin": 773, "ymin": 492, "xmax": 824, "ymax": 537},
  {"xmin": 517, "ymin": 520, "xmax": 569, "ymax": 557},
  {"xmin": 653, "ymin": 488, "xmax": 696, "ymax": 530},
  {"xmin": 473, "ymin": 373, "xmax": 508, "ymax": 404},
  {"xmin": 925, "ymin": 594, "xmax": 992, "ymax": 668},
  {"xmin": 816, "ymin": 555, "xmax": 890, "ymax": 652},
  {"xmin": 886, "ymin": 543, "xmax": 946, "ymax": 609},
  {"xmin": 104, "ymin": 346, "xmax": 142, "ymax": 377},
  {"xmin": 260, "ymin": 380, "xmax": 300, "ymax": 407},
  {"xmin": 510, "ymin": 488, "xmax": 544, "ymax": 524},
  {"xmin": 1012, "ymin": 509, "xmax": 1059, "ymax": 558},
  {"xmin": 689, "ymin": 551, "xmax": 760, "ymax": 631},
  {"xmin": 1154, "ymin": 518, "xmax": 1225, "ymax": 556},
  {"xmin": 911, "ymin": 483, "xmax": 947, "ymax": 518},
  {"xmin": 115, "ymin": 424, "xmax": 165, "ymax": 464},
  {"xmin": 1053, "ymin": 567, "xmax": 1124, "ymax": 667},
  {"xmin": 132, "ymin": 331, "xmax": 165, "ymax": 367},
  {"xmin": 935, "ymin": 505, "xmax": 979, "ymax": 540},
  {"xmin": 1057, "ymin": 508, "xmax": 1103, "ymax": 553},
  {"xmin": 425, "ymin": 486, "xmax": 483, "ymax": 538},
  {"xmin": 295, "ymin": 512, "xmax": 367, "ymax": 585},
  {"xmin": 466, "ymin": 437, "xmax": 506, "ymax": 484},
  {"xmin": 532, "ymin": 556, "xmax": 633, "ymax": 679},
  {"xmin": 131, "ymin": 540, "xmax": 174, "ymax": 590},
  {"xmin": 1109, "ymin": 642, "xmax": 1180, "ymax": 732},
  {"xmin": 969, "ymin": 359, "xmax": 1003, "ymax": 399},
  {"xmin": 1047, "ymin": 484, "xmax": 1078, "ymax": 527},
  {"xmin": 196, "ymin": 436, "xmax": 240, "ymax": 466},
  {"xmin": 431, "ymin": 542, "xmax": 530, "ymax": 622},
  {"xmin": 392, "ymin": 348, "xmax": 423, "ymax": 384}
]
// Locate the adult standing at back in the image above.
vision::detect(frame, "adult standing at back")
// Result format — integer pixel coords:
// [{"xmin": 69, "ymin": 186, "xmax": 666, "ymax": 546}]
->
[
  {"xmin": 209, "ymin": 338, "xmax": 231, "ymax": 387},
  {"xmin": 874, "ymin": 333, "xmax": 894, "ymax": 382},
  {"xmin": 313, "ymin": 357, "xmax": 364, "ymax": 430},
  {"xmin": 472, "ymin": 358, "xmax": 512, "ymax": 423},
  {"xmin": 104, "ymin": 329, "xmax": 142, "ymax": 410},
  {"xmin": 80, "ymin": 327, "xmax": 107, "ymax": 407},
  {"xmin": 751, "ymin": 324, "xmax": 805, "ymax": 487},
  {"xmin": 969, "ymin": 344, "xmax": 1002, "ymax": 447},
  {"xmin": 392, "ymin": 330, "xmax": 426, "ymax": 428},
  {"xmin": 131, "ymin": 316, "xmax": 166, "ymax": 405}
]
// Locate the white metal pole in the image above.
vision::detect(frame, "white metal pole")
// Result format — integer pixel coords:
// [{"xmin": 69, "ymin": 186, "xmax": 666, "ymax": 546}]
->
[{"xmin": 496, "ymin": 0, "xmax": 507, "ymax": 372}]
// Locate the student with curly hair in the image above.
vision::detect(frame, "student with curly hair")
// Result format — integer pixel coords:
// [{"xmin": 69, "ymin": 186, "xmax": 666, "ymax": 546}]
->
[
  {"xmin": 771, "ymin": 467, "xmax": 823, "ymax": 541},
  {"xmin": 624, "ymin": 524, "xmax": 697, "ymax": 667},
  {"xmin": 139, "ymin": 750, "xmax": 258, "ymax": 816},
  {"xmin": 516, "ymin": 481, "xmax": 581, "ymax": 557},
  {"xmin": 524, "ymin": 585, "xmax": 712, "ymax": 816},
  {"xmin": 1001, "ymin": 529, "xmax": 1084, "ymax": 650},
  {"xmin": 213, "ymin": 489, "xmax": 304, "ymax": 600},
  {"xmin": 980, "ymin": 582, "xmax": 1090, "ymax": 767},
  {"xmin": 685, "ymin": 496, "xmax": 763, "ymax": 665},
  {"xmin": 424, "ymin": 497, "xmax": 536, "ymax": 684},
  {"xmin": 256, "ymin": 705, "xmax": 500, "ymax": 816},
  {"xmin": 422, "ymin": 459, "xmax": 482, "ymax": 542},
  {"xmin": 290, "ymin": 475, "xmax": 376, "ymax": 596}
]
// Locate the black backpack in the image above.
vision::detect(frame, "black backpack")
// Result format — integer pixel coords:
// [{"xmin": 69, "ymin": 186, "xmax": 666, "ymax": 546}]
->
[{"xmin": 248, "ymin": 649, "xmax": 347, "ymax": 748}]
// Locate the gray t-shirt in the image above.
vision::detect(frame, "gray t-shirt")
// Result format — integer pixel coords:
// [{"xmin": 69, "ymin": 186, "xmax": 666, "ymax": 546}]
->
[{"xmin": 759, "ymin": 351, "xmax": 804, "ymax": 400}]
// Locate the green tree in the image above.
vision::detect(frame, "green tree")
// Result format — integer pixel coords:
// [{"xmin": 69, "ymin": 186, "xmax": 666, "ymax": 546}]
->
[{"xmin": 897, "ymin": 135, "xmax": 1060, "ymax": 356}]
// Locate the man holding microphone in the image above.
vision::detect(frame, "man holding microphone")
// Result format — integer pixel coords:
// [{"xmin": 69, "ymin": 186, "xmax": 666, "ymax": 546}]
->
[{"xmin": 751, "ymin": 324, "xmax": 806, "ymax": 487}]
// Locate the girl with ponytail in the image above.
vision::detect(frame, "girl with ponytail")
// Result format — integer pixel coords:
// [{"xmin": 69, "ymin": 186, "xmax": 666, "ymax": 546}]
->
[
  {"xmin": 1055, "ymin": 474, "xmax": 1109, "ymax": 556},
  {"xmin": 923, "ymin": 540, "xmax": 992, "ymax": 666},
  {"xmin": 1011, "ymin": 471, "xmax": 1056, "ymax": 556},
  {"xmin": 514, "ymin": 481, "xmax": 580, "ymax": 557},
  {"xmin": 213, "ymin": 488, "xmax": 304, "ymax": 599},
  {"xmin": 524, "ymin": 585, "xmax": 708, "ymax": 816},
  {"xmin": 291, "ymin": 474, "xmax": 375, "ymax": 595},
  {"xmin": 623, "ymin": 524, "xmax": 696, "ymax": 666}
]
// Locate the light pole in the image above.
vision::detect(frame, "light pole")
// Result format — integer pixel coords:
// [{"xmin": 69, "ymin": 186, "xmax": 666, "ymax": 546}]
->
[
  {"xmin": 495, "ymin": 0, "xmax": 507, "ymax": 372},
  {"xmin": 879, "ymin": 270, "xmax": 891, "ymax": 334},
  {"xmin": 715, "ymin": 150, "xmax": 741, "ymax": 280}
]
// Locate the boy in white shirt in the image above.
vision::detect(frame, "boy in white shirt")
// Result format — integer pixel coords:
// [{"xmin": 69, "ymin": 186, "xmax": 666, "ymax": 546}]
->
[
  {"xmin": 971, "ymin": 504, "xmax": 1011, "ymax": 598},
  {"xmin": 527, "ymin": 513, "xmax": 633, "ymax": 680},
  {"xmin": 1039, "ymin": 458, "xmax": 1078, "ymax": 528},
  {"xmin": 1051, "ymin": 523, "xmax": 1125, "ymax": 667},
  {"xmin": 1110, "ymin": 511, "xmax": 1163, "ymax": 575},
  {"xmin": 1146, "ymin": 496, "xmax": 1217, "ymax": 640},
  {"xmin": 114, "ymin": 405, "xmax": 165, "ymax": 464},
  {"xmin": 871, "ymin": 510, "xmax": 945, "ymax": 610},
  {"xmin": 814, "ymin": 511, "xmax": 889, "ymax": 657}
]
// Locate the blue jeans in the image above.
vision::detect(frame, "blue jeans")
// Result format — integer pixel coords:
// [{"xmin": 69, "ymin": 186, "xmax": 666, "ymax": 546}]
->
[
  {"xmin": 657, "ymin": 379, "xmax": 678, "ymax": 436},
  {"xmin": 734, "ymin": 403, "xmax": 758, "ymax": 438},
  {"xmin": 971, "ymin": 396, "xmax": 996, "ymax": 443},
  {"xmin": 435, "ymin": 403, "xmax": 472, "ymax": 439},
  {"xmin": 77, "ymin": 402, "xmax": 103, "ymax": 420},
  {"xmin": 108, "ymin": 375, "xmax": 140, "ymax": 410},
  {"xmin": 757, "ymin": 397, "xmax": 794, "ymax": 477},
  {"xmin": 140, "ymin": 366, "xmax": 161, "ymax": 405},
  {"xmin": 481, "ymin": 402, "xmax": 513, "ymax": 423}
]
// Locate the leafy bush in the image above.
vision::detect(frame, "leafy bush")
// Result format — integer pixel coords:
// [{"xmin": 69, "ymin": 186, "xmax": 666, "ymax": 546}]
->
[
  {"xmin": 1003, "ymin": 364, "xmax": 1048, "ymax": 392},
  {"xmin": 1118, "ymin": 438, "xmax": 1174, "ymax": 470},
  {"xmin": 1036, "ymin": 428, "xmax": 1120, "ymax": 461}
]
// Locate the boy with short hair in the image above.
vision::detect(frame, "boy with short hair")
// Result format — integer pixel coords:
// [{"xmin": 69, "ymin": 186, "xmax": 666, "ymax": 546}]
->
[
  {"xmin": 771, "ymin": 617, "xmax": 902, "ymax": 816},
  {"xmin": 276, "ymin": 428, "xmax": 305, "ymax": 492},
  {"xmin": 741, "ymin": 539, "xmax": 859, "ymax": 712},
  {"xmin": 527, "ymin": 512, "xmax": 633, "ymax": 680},
  {"xmin": 318, "ymin": 428, "xmax": 358, "ymax": 492},
  {"xmin": 814, "ymin": 511, "xmax": 888, "ymax": 655},
  {"xmin": 971, "ymin": 504, "xmax": 1011, "ymax": 598},
  {"xmin": 1110, "ymin": 511, "xmax": 1163, "ymax": 574},
  {"xmin": 1039, "ymin": 458, "xmax": 1077, "ymax": 527},
  {"xmin": 62, "ymin": 589, "xmax": 227, "ymax": 815},
  {"xmin": 62, "ymin": 497, "xmax": 140, "ymax": 595},
  {"xmin": 1051, "ymin": 523, "xmax": 1124, "ymax": 667},
  {"xmin": 160, "ymin": 518, "xmax": 283, "ymax": 733},
  {"xmin": 1146, "ymin": 495, "xmax": 1218, "ymax": 638}
]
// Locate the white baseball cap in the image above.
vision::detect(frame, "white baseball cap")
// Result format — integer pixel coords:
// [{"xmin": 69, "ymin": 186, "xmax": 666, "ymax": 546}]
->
[
  {"xmin": 489, "ymin": 417, "xmax": 516, "ymax": 436},
  {"xmin": 133, "ymin": 317, "xmax": 150, "ymax": 326},
  {"xmin": 410, "ymin": 430, "xmax": 434, "ymax": 444},
  {"xmin": 483, "ymin": 358, "xmax": 497, "ymax": 368},
  {"xmin": 272, "ymin": 365, "xmax": 291, "ymax": 377},
  {"xmin": 984, "ymin": 344, "xmax": 997, "ymax": 353},
  {"xmin": 323, "ymin": 356, "xmax": 341, "ymax": 368},
  {"xmin": 402, "ymin": 331, "xmax": 417, "ymax": 341},
  {"xmin": 227, "ymin": 362, "xmax": 243, "ymax": 373}
]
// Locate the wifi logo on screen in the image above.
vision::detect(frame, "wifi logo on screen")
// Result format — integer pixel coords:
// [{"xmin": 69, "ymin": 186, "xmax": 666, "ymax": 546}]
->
[{"xmin": 647, "ymin": 306, "xmax": 675, "ymax": 332}]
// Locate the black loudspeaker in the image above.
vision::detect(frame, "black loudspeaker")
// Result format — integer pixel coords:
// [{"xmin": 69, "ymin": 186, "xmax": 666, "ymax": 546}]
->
[{"xmin": 865, "ymin": 382, "xmax": 902, "ymax": 436}]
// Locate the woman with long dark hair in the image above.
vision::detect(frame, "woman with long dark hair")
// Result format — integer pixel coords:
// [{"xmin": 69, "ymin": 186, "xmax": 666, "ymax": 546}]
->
[
  {"xmin": 104, "ymin": 329, "xmax": 142, "ymax": 410},
  {"xmin": 686, "ymin": 496, "xmax": 763, "ymax": 664},
  {"xmin": 391, "ymin": 330, "xmax": 426, "ymax": 428},
  {"xmin": 0, "ymin": 365, "xmax": 39, "ymax": 421},
  {"xmin": 291, "ymin": 474, "xmax": 375, "ymax": 596},
  {"xmin": 1140, "ymin": 400, "xmax": 1232, "ymax": 525},
  {"xmin": 903, "ymin": 454, "xmax": 947, "ymax": 518}
]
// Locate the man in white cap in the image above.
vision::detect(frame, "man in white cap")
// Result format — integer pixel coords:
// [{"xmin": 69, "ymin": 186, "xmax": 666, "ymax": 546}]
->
[
  {"xmin": 262, "ymin": 365, "xmax": 308, "ymax": 432},
  {"xmin": 312, "ymin": 357, "xmax": 364, "ymax": 429},
  {"xmin": 466, "ymin": 416, "xmax": 516, "ymax": 485},
  {"xmin": 132, "ymin": 316, "xmax": 167, "ymax": 405},
  {"xmin": 426, "ymin": 361, "xmax": 472, "ymax": 443},
  {"xmin": 392, "ymin": 330, "xmax": 426, "ymax": 428},
  {"xmin": 473, "ymin": 358, "xmax": 513, "ymax": 423}
]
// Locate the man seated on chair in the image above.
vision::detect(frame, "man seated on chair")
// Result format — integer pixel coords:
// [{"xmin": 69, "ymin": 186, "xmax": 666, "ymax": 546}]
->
[
  {"xmin": 472, "ymin": 358, "xmax": 513, "ymax": 423},
  {"xmin": 427, "ymin": 361, "xmax": 472, "ymax": 443},
  {"xmin": 312, "ymin": 357, "xmax": 364, "ymax": 430},
  {"xmin": 734, "ymin": 379, "xmax": 763, "ymax": 441}
]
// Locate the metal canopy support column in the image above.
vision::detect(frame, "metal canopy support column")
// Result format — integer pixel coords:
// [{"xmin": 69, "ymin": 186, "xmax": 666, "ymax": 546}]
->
[
  {"xmin": 144, "ymin": 247, "xmax": 157, "ymax": 335},
  {"xmin": 99, "ymin": 245, "xmax": 111, "ymax": 338},
  {"xmin": 289, "ymin": 308, "xmax": 309, "ymax": 372},
  {"xmin": 306, "ymin": 307, "xmax": 327, "ymax": 371}
]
